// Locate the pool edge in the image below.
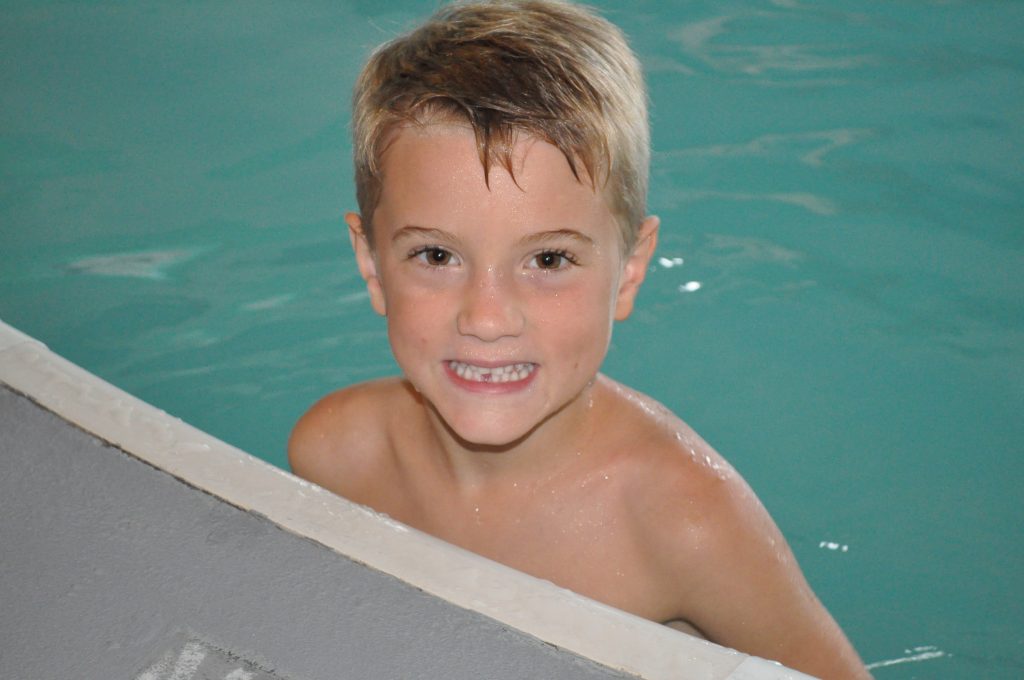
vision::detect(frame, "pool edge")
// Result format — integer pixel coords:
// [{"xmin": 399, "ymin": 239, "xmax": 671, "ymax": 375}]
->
[{"xmin": 0, "ymin": 318, "xmax": 813, "ymax": 680}]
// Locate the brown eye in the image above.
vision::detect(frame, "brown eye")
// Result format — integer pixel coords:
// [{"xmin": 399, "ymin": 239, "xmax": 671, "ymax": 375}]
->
[
  {"xmin": 531, "ymin": 250, "xmax": 574, "ymax": 270},
  {"xmin": 414, "ymin": 247, "xmax": 454, "ymax": 266}
]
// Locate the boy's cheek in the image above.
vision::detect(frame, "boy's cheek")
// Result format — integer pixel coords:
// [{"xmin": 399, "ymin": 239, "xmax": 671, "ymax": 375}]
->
[
  {"xmin": 529, "ymin": 288, "xmax": 620, "ymax": 336},
  {"xmin": 380, "ymin": 274, "xmax": 619, "ymax": 330}
]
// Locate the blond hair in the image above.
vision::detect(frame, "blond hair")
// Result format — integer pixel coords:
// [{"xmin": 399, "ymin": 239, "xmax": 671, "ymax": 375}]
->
[{"xmin": 351, "ymin": 0, "xmax": 649, "ymax": 250}]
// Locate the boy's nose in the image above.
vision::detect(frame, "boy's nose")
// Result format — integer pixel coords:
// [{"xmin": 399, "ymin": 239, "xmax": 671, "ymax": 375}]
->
[{"xmin": 456, "ymin": 267, "xmax": 525, "ymax": 342}]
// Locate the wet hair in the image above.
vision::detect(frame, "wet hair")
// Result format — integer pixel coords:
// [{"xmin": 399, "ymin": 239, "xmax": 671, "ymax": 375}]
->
[{"xmin": 351, "ymin": 0, "xmax": 649, "ymax": 250}]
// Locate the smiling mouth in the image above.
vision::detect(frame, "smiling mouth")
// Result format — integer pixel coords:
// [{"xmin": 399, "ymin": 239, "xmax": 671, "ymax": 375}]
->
[{"xmin": 447, "ymin": 361, "xmax": 536, "ymax": 383}]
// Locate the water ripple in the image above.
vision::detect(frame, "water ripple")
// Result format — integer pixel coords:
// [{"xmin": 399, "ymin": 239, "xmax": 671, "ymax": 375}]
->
[
  {"xmin": 866, "ymin": 645, "xmax": 949, "ymax": 671},
  {"xmin": 662, "ymin": 128, "xmax": 873, "ymax": 167},
  {"xmin": 67, "ymin": 249, "xmax": 198, "ymax": 280},
  {"xmin": 670, "ymin": 10, "xmax": 877, "ymax": 79},
  {"xmin": 662, "ymin": 188, "xmax": 836, "ymax": 216}
]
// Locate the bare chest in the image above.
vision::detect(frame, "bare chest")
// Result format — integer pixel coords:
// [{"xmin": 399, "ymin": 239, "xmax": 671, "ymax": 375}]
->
[{"xmin": 378, "ymin": 474, "xmax": 681, "ymax": 624}]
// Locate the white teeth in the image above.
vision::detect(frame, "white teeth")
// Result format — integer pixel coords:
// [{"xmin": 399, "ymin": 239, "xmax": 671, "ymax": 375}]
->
[{"xmin": 448, "ymin": 361, "xmax": 535, "ymax": 383}]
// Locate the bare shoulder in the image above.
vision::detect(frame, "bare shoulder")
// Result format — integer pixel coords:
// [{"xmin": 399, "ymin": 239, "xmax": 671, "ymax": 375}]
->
[
  {"xmin": 597, "ymin": 376, "xmax": 870, "ymax": 679},
  {"xmin": 595, "ymin": 376, "xmax": 750, "ymax": 543},
  {"xmin": 288, "ymin": 378, "xmax": 414, "ymax": 501},
  {"xmin": 595, "ymin": 375, "xmax": 736, "ymax": 504}
]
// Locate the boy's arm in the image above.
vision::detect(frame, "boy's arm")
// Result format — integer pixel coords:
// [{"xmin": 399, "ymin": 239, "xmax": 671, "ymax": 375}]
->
[{"xmin": 651, "ymin": 471, "xmax": 871, "ymax": 680}]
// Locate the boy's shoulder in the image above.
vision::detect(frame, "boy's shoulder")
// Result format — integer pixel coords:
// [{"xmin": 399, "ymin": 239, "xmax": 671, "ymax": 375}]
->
[
  {"xmin": 598, "ymin": 379, "xmax": 785, "ymax": 581},
  {"xmin": 603, "ymin": 379, "xmax": 864, "ymax": 674},
  {"xmin": 288, "ymin": 378, "xmax": 417, "ymax": 501},
  {"xmin": 596, "ymin": 375, "xmax": 739, "ymax": 506},
  {"xmin": 595, "ymin": 377, "xmax": 766, "ymax": 562}
]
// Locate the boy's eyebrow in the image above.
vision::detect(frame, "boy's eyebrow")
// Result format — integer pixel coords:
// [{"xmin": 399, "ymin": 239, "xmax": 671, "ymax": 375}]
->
[
  {"xmin": 391, "ymin": 225, "xmax": 459, "ymax": 245},
  {"xmin": 391, "ymin": 226, "xmax": 597, "ymax": 248},
  {"xmin": 517, "ymin": 229, "xmax": 596, "ymax": 248}
]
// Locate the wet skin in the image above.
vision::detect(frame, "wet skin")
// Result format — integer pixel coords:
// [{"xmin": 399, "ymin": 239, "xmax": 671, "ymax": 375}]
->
[{"xmin": 291, "ymin": 123, "xmax": 871, "ymax": 679}]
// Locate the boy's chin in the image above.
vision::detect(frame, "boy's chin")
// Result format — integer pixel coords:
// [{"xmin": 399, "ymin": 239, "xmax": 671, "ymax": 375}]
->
[
  {"xmin": 431, "ymin": 408, "xmax": 538, "ymax": 452},
  {"xmin": 452, "ymin": 424, "xmax": 535, "ymax": 452}
]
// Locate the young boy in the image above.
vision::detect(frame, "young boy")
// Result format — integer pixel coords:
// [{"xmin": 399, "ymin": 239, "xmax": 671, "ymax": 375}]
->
[{"xmin": 290, "ymin": 2, "xmax": 869, "ymax": 677}]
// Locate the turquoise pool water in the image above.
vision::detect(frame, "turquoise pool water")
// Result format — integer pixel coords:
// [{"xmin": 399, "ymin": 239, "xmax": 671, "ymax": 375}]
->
[{"xmin": 2, "ymin": 1, "xmax": 1021, "ymax": 676}]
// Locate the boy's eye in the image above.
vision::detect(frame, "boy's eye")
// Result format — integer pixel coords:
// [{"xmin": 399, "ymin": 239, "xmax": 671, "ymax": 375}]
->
[
  {"xmin": 529, "ymin": 250, "xmax": 576, "ymax": 270},
  {"xmin": 412, "ymin": 246, "xmax": 457, "ymax": 266}
]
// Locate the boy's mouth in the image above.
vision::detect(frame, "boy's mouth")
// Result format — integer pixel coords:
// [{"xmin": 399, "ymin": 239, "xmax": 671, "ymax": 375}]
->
[{"xmin": 447, "ymin": 360, "xmax": 536, "ymax": 384}]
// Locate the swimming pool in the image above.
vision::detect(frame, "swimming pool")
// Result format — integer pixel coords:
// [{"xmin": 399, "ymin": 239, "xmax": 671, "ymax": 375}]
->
[{"xmin": 1, "ymin": 1, "xmax": 1020, "ymax": 676}]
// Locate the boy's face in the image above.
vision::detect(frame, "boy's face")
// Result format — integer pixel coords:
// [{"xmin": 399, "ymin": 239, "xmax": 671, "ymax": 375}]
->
[{"xmin": 348, "ymin": 123, "xmax": 657, "ymax": 448}]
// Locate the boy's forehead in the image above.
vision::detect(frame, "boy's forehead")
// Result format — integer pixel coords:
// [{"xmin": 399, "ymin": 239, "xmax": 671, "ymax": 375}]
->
[
  {"xmin": 373, "ymin": 123, "xmax": 630, "ymax": 251},
  {"xmin": 384, "ymin": 122, "xmax": 540, "ymax": 176},
  {"xmin": 379, "ymin": 123, "xmax": 608, "ymax": 209},
  {"xmin": 380, "ymin": 126, "xmax": 604, "ymax": 214}
]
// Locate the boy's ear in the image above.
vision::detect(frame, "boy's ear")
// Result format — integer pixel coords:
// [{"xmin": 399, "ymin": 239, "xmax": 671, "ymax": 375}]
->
[
  {"xmin": 346, "ymin": 212, "xmax": 387, "ymax": 316},
  {"xmin": 614, "ymin": 215, "xmax": 659, "ymax": 321}
]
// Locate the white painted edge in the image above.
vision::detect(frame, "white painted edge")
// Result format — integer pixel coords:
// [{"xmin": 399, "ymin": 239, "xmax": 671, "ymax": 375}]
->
[{"xmin": 0, "ymin": 318, "xmax": 815, "ymax": 680}]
